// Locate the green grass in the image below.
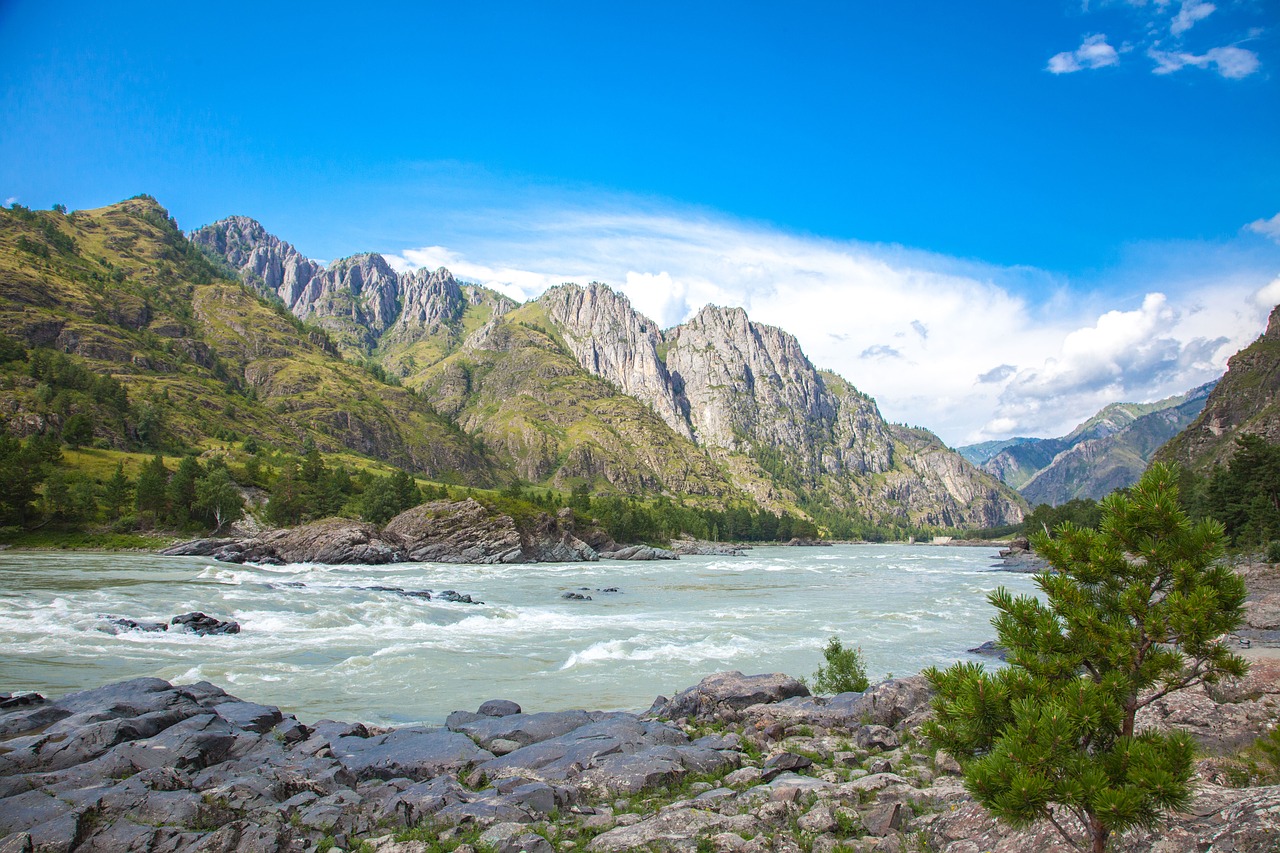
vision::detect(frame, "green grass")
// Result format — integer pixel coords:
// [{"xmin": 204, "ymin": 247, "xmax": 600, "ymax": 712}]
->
[{"xmin": 0, "ymin": 527, "xmax": 176, "ymax": 550}]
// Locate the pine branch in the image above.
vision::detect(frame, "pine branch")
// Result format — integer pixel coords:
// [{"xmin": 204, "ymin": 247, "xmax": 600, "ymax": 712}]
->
[{"xmin": 1045, "ymin": 806, "xmax": 1087, "ymax": 853}]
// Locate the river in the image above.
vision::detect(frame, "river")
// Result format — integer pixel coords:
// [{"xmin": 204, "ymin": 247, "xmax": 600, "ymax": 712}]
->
[{"xmin": 0, "ymin": 544, "xmax": 1037, "ymax": 726}]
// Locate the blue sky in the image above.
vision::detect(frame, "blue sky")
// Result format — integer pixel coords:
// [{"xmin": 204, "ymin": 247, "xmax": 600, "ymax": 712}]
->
[{"xmin": 3, "ymin": 1, "xmax": 1279, "ymax": 443}]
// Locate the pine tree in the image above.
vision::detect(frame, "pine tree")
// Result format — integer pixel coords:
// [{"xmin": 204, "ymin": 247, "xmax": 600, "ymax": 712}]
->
[
  {"xmin": 134, "ymin": 454, "xmax": 169, "ymax": 523},
  {"xmin": 165, "ymin": 455, "xmax": 203, "ymax": 527},
  {"xmin": 924, "ymin": 463, "xmax": 1248, "ymax": 853},
  {"xmin": 101, "ymin": 462, "xmax": 133, "ymax": 521}
]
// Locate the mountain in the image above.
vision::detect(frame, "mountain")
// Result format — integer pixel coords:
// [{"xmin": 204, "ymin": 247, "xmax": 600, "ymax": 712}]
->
[
  {"xmin": 961, "ymin": 383, "xmax": 1215, "ymax": 506},
  {"xmin": 189, "ymin": 216, "xmax": 517, "ymax": 371},
  {"xmin": 955, "ymin": 437, "xmax": 1040, "ymax": 468},
  {"xmin": 1155, "ymin": 305, "xmax": 1280, "ymax": 472},
  {"xmin": 0, "ymin": 198, "xmax": 503, "ymax": 483},
  {"xmin": 196, "ymin": 217, "xmax": 1025, "ymax": 529},
  {"xmin": 1019, "ymin": 383, "xmax": 1215, "ymax": 505}
]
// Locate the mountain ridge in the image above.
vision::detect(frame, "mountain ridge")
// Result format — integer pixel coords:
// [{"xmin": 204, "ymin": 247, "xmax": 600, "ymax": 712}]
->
[
  {"xmin": 192, "ymin": 212, "xmax": 1025, "ymax": 529},
  {"xmin": 960, "ymin": 383, "xmax": 1216, "ymax": 506}
]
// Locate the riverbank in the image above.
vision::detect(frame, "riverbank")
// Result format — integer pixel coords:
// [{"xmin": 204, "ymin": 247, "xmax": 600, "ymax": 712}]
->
[{"xmin": 3, "ymin": 656, "xmax": 1278, "ymax": 853}]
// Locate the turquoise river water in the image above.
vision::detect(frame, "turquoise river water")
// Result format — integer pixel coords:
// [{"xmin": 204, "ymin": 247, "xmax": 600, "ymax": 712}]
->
[{"xmin": 0, "ymin": 545, "xmax": 1037, "ymax": 726}]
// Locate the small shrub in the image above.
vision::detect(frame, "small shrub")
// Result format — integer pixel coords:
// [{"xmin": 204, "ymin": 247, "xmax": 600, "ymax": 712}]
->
[
  {"xmin": 811, "ymin": 636, "xmax": 869, "ymax": 694},
  {"xmin": 1266, "ymin": 540, "xmax": 1280, "ymax": 563}
]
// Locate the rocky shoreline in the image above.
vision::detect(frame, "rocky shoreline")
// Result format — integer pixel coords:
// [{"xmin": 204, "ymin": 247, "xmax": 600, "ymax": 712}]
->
[{"xmin": 3, "ymin": 652, "xmax": 1278, "ymax": 853}]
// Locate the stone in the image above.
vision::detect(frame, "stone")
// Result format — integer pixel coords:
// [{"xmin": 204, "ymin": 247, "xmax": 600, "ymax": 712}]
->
[
  {"xmin": 656, "ymin": 672, "xmax": 810, "ymax": 722},
  {"xmin": 479, "ymin": 700, "xmax": 522, "ymax": 718},
  {"xmin": 854, "ymin": 724, "xmax": 900, "ymax": 752},
  {"xmin": 212, "ymin": 701, "xmax": 283, "ymax": 733},
  {"xmin": 584, "ymin": 808, "xmax": 758, "ymax": 853},
  {"xmin": 863, "ymin": 802, "xmax": 902, "ymax": 836},
  {"xmin": 844, "ymin": 676, "xmax": 934, "ymax": 730},
  {"xmin": 723, "ymin": 767, "xmax": 764, "ymax": 787},
  {"xmin": 330, "ymin": 727, "xmax": 495, "ymax": 781},
  {"xmin": 798, "ymin": 803, "xmax": 838, "ymax": 834},
  {"xmin": 449, "ymin": 710, "xmax": 597, "ymax": 750},
  {"xmin": 170, "ymin": 612, "xmax": 240, "ymax": 635}
]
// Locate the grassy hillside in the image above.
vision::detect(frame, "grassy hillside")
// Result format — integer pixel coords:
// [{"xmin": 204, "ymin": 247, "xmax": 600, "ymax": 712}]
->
[
  {"xmin": 417, "ymin": 302, "xmax": 750, "ymax": 501},
  {"xmin": 0, "ymin": 197, "xmax": 504, "ymax": 485}
]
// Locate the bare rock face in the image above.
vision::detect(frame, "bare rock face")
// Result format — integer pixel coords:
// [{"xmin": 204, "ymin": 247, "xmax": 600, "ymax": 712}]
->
[
  {"xmin": 191, "ymin": 219, "xmax": 514, "ymax": 359},
  {"xmin": 542, "ymin": 283, "xmax": 692, "ymax": 440},
  {"xmin": 190, "ymin": 215, "xmax": 322, "ymax": 308},
  {"xmin": 212, "ymin": 518, "xmax": 405, "ymax": 565},
  {"xmin": 395, "ymin": 267, "xmax": 466, "ymax": 331},
  {"xmin": 665, "ymin": 305, "xmax": 833, "ymax": 458},
  {"xmin": 383, "ymin": 499, "xmax": 598, "ymax": 564},
  {"xmin": 383, "ymin": 499, "xmax": 528, "ymax": 564},
  {"xmin": 659, "ymin": 306, "xmax": 1023, "ymax": 527}
]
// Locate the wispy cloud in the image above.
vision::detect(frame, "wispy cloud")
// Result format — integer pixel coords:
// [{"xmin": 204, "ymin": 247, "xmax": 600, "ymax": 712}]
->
[
  {"xmin": 1050, "ymin": 0, "xmax": 1262, "ymax": 79},
  {"xmin": 381, "ymin": 205, "xmax": 1278, "ymax": 444},
  {"xmin": 1048, "ymin": 34, "xmax": 1120, "ymax": 73},
  {"xmin": 1149, "ymin": 45, "xmax": 1261, "ymax": 78},
  {"xmin": 1249, "ymin": 213, "xmax": 1280, "ymax": 244},
  {"xmin": 1170, "ymin": 0, "xmax": 1215, "ymax": 37}
]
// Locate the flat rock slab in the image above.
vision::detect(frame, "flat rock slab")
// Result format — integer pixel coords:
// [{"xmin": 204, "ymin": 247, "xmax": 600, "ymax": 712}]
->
[
  {"xmin": 331, "ymin": 727, "xmax": 495, "ymax": 781},
  {"xmin": 656, "ymin": 671, "xmax": 810, "ymax": 721},
  {"xmin": 449, "ymin": 710, "xmax": 599, "ymax": 749}
]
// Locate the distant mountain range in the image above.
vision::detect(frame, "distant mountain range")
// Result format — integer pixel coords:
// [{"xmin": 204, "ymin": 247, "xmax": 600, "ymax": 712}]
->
[
  {"xmin": 958, "ymin": 384, "xmax": 1216, "ymax": 506},
  {"xmin": 0, "ymin": 197, "xmax": 1026, "ymax": 534}
]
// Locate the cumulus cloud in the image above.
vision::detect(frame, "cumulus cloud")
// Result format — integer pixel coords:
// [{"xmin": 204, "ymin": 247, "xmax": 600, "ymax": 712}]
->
[
  {"xmin": 1149, "ymin": 44, "xmax": 1260, "ymax": 78},
  {"xmin": 1248, "ymin": 213, "xmax": 1280, "ymax": 244},
  {"xmin": 980, "ymin": 293, "xmax": 1244, "ymax": 437},
  {"xmin": 1048, "ymin": 34, "xmax": 1120, "ymax": 73},
  {"xmin": 381, "ymin": 206, "xmax": 1276, "ymax": 444},
  {"xmin": 1255, "ymin": 277, "xmax": 1280, "ymax": 310},
  {"xmin": 1170, "ymin": 0, "xmax": 1215, "ymax": 37}
]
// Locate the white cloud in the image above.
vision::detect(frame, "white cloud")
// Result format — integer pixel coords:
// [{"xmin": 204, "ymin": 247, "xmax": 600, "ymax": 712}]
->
[
  {"xmin": 1048, "ymin": 34, "xmax": 1121, "ymax": 73},
  {"xmin": 1170, "ymin": 0, "xmax": 1215, "ymax": 37},
  {"xmin": 1249, "ymin": 213, "xmax": 1280, "ymax": 244},
  {"xmin": 380, "ymin": 207, "xmax": 1276, "ymax": 444},
  {"xmin": 1149, "ymin": 45, "xmax": 1261, "ymax": 78},
  {"xmin": 3, "ymin": 196, "xmax": 16, "ymax": 206},
  {"xmin": 1255, "ymin": 276, "xmax": 1280, "ymax": 310}
]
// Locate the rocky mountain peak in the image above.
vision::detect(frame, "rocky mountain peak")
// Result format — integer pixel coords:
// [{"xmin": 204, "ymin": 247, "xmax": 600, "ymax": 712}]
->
[
  {"xmin": 190, "ymin": 216, "xmax": 322, "ymax": 308},
  {"xmin": 540, "ymin": 283, "xmax": 691, "ymax": 439},
  {"xmin": 664, "ymin": 303, "xmax": 833, "ymax": 455},
  {"xmin": 1267, "ymin": 304, "xmax": 1280, "ymax": 339},
  {"xmin": 397, "ymin": 267, "xmax": 466, "ymax": 330}
]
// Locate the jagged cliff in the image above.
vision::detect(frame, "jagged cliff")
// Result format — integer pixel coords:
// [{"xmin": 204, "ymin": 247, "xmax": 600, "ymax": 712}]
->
[
  {"xmin": 1156, "ymin": 305, "xmax": 1280, "ymax": 472},
  {"xmin": 189, "ymin": 217, "xmax": 515, "ymax": 364},
  {"xmin": 536, "ymin": 287, "xmax": 1023, "ymax": 527},
  {"xmin": 193, "ymin": 219, "xmax": 1025, "ymax": 529}
]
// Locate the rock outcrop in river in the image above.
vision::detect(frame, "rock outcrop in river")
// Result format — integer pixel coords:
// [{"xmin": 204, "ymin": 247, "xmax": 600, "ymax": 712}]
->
[{"xmin": 164, "ymin": 499, "xmax": 676, "ymax": 565}]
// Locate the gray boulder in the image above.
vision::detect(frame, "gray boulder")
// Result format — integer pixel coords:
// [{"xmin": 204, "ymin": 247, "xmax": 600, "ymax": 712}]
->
[
  {"xmin": 654, "ymin": 671, "xmax": 810, "ymax": 721},
  {"xmin": 330, "ymin": 727, "xmax": 494, "ymax": 781},
  {"xmin": 448, "ymin": 710, "xmax": 597, "ymax": 750}
]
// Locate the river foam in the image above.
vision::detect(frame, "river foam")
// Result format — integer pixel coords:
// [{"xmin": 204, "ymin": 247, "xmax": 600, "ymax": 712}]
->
[{"xmin": 0, "ymin": 545, "xmax": 1036, "ymax": 726}]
